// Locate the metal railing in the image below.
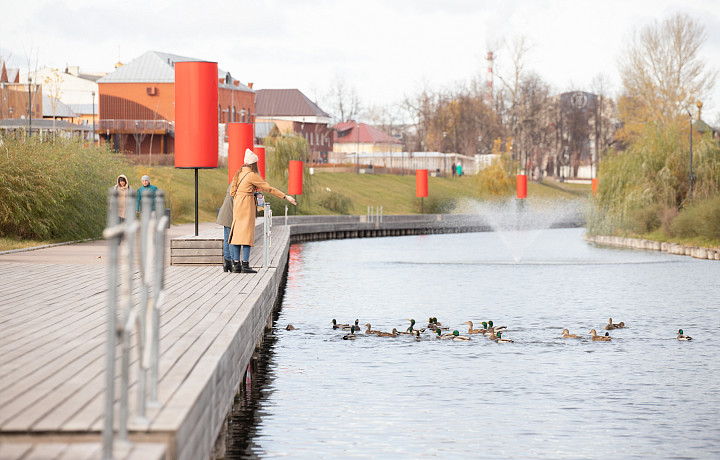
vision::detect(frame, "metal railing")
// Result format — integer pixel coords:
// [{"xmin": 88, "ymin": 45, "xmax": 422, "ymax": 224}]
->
[
  {"xmin": 98, "ymin": 119, "xmax": 175, "ymax": 134},
  {"xmin": 367, "ymin": 205, "xmax": 383, "ymax": 223},
  {"xmin": 263, "ymin": 203, "xmax": 272, "ymax": 269},
  {"xmin": 102, "ymin": 189, "xmax": 168, "ymax": 459}
]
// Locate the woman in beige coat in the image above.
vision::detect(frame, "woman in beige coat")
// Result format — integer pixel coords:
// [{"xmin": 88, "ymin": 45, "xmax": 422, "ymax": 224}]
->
[
  {"xmin": 228, "ymin": 149, "xmax": 296, "ymax": 273},
  {"xmin": 114, "ymin": 175, "xmax": 132, "ymax": 222}
]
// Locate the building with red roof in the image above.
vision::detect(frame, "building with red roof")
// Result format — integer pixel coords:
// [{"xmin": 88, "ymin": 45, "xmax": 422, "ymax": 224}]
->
[{"xmin": 331, "ymin": 121, "xmax": 402, "ymax": 164}]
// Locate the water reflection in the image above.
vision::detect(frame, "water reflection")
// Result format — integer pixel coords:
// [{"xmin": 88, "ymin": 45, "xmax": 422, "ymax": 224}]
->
[{"xmin": 227, "ymin": 228, "xmax": 720, "ymax": 459}]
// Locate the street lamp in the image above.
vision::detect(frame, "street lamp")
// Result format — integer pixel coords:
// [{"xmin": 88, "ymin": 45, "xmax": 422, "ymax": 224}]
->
[
  {"xmin": 687, "ymin": 109, "xmax": 694, "ymax": 201},
  {"xmin": 27, "ymin": 76, "xmax": 32, "ymax": 137},
  {"xmin": 443, "ymin": 131, "xmax": 447, "ymax": 177},
  {"xmin": 356, "ymin": 121, "xmax": 360, "ymax": 175},
  {"xmin": 91, "ymin": 91, "xmax": 96, "ymax": 145}
]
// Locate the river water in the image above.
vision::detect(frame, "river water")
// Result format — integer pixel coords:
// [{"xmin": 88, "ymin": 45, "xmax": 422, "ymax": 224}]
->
[{"xmin": 227, "ymin": 227, "xmax": 720, "ymax": 459}]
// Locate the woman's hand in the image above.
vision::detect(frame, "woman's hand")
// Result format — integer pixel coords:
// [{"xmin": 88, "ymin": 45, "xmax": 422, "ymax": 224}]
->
[{"xmin": 285, "ymin": 195, "xmax": 297, "ymax": 205}]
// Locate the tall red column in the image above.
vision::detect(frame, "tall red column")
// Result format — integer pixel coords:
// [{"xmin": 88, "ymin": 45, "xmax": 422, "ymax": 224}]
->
[
  {"xmin": 592, "ymin": 178, "xmax": 599, "ymax": 196},
  {"xmin": 228, "ymin": 123, "xmax": 254, "ymax": 184},
  {"xmin": 255, "ymin": 146, "xmax": 266, "ymax": 180},
  {"xmin": 288, "ymin": 161, "xmax": 303, "ymax": 195},
  {"xmin": 516, "ymin": 174, "xmax": 527, "ymax": 199},
  {"xmin": 416, "ymin": 169, "xmax": 428, "ymax": 197},
  {"xmin": 174, "ymin": 61, "xmax": 218, "ymax": 169}
]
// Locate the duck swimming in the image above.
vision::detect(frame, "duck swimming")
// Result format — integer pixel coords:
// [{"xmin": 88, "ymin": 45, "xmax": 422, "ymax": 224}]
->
[
  {"xmin": 331, "ymin": 319, "xmax": 350, "ymax": 329},
  {"xmin": 342, "ymin": 325, "xmax": 357, "ymax": 340},
  {"xmin": 286, "ymin": 324, "xmax": 296, "ymax": 331},
  {"xmin": 562, "ymin": 329, "xmax": 579, "ymax": 338},
  {"xmin": 364, "ymin": 323, "xmax": 381, "ymax": 335},
  {"xmin": 464, "ymin": 321, "xmax": 484, "ymax": 334},
  {"xmin": 488, "ymin": 321, "xmax": 507, "ymax": 333},
  {"xmin": 677, "ymin": 329, "xmax": 692, "ymax": 341},
  {"xmin": 495, "ymin": 332, "xmax": 513, "ymax": 343},
  {"xmin": 452, "ymin": 330, "xmax": 471, "ymax": 341},
  {"xmin": 589, "ymin": 329, "xmax": 611, "ymax": 341},
  {"xmin": 435, "ymin": 329, "xmax": 455, "ymax": 339},
  {"xmin": 605, "ymin": 318, "xmax": 624, "ymax": 330},
  {"xmin": 376, "ymin": 328, "xmax": 398, "ymax": 338}
]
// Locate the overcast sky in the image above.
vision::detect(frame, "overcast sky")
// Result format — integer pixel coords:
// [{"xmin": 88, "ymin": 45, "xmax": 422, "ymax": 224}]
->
[{"xmin": 2, "ymin": 0, "xmax": 720, "ymax": 122}]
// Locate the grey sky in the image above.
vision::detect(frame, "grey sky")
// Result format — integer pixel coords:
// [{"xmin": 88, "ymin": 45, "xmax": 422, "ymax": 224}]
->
[{"xmin": 2, "ymin": 0, "xmax": 719, "ymax": 121}]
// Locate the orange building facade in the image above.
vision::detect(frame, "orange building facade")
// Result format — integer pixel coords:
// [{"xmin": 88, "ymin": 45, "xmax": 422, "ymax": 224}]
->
[{"xmin": 97, "ymin": 51, "xmax": 254, "ymax": 156}]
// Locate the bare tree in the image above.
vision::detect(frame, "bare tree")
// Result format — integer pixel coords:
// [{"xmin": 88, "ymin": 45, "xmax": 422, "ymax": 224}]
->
[
  {"xmin": 325, "ymin": 76, "xmax": 361, "ymax": 123},
  {"xmin": 618, "ymin": 12, "xmax": 716, "ymax": 126}
]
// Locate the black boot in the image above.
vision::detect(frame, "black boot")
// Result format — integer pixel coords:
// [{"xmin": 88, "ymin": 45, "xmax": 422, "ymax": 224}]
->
[
  {"xmin": 241, "ymin": 261, "xmax": 257, "ymax": 274},
  {"xmin": 231, "ymin": 260, "xmax": 242, "ymax": 273},
  {"xmin": 223, "ymin": 258, "xmax": 232, "ymax": 273}
]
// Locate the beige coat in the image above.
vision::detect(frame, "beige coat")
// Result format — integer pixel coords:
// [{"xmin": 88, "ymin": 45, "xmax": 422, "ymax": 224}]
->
[
  {"xmin": 115, "ymin": 175, "xmax": 132, "ymax": 219},
  {"xmin": 228, "ymin": 167, "xmax": 285, "ymax": 246}
]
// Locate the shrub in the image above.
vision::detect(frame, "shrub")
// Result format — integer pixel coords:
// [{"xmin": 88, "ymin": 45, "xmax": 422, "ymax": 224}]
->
[
  {"xmin": 0, "ymin": 136, "xmax": 127, "ymax": 240},
  {"xmin": 668, "ymin": 195, "xmax": 720, "ymax": 241},
  {"xmin": 318, "ymin": 189, "xmax": 352, "ymax": 214}
]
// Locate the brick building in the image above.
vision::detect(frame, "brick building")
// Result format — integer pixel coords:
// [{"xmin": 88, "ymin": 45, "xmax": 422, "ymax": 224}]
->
[{"xmin": 97, "ymin": 51, "xmax": 254, "ymax": 156}]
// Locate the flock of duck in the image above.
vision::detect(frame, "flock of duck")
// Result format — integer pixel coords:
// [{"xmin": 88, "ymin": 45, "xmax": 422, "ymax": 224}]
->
[
  {"xmin": 328, "ymin": 317, "xmax": 515, "ymax": 342},
  {"xmin": 293, "ymin": 317, "xmax": 695, "ymax": 342}
]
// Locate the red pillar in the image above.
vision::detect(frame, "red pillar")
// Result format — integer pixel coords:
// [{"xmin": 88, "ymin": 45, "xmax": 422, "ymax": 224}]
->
[
  {"xmin": 592, "ymin": 178, "xmax": 599, "ymax": 196},
  {"xmin": 174, "ymin": 61, "xmax": 218, "ymax": 168},
  {"xmin": 516, "ymin": 174, "xmax": 527, "ymax": 199},
  {"xmin": 255, "ymin": 146, "xmax": 266, "ymax": 180},
  {"xmin": 288, "ymin": 160, "xmax": 303, "ymax": 195},
  {"xmin": 228, "ymin": 123, "xmax": 253, "ymax": 184}
]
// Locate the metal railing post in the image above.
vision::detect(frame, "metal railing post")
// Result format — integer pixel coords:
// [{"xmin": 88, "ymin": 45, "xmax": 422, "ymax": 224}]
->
[{"xmin": 102, "ymin": 189, "xmax": 118, "ymax": 460}]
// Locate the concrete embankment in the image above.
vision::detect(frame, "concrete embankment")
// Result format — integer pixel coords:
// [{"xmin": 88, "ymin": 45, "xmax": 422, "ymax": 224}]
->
[{"xmin": 584, "ymin": 234, "xmax": 720, "ymax": 260}]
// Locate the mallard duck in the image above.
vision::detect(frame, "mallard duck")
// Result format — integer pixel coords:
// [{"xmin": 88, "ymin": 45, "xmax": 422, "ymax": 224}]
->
[
  {"xmin": 376, "ymin": 328, "xmax": 398, "ymax": 338},
  {"xmin": 427, "ymin": 317, "xmax": 449, "ymax": 331},
  {"xmin": 487, "ymin": 329, "xmax": 498, "ymax": 340},
  {"xmin": 561, "ymin": 328, "xmax": 579, "ymax": 338},
  {"xmin": 286, "ymin": 324, "xmax": 295, "ymax": 331},
  {"xmin": 452, "ymin": 330, "xmax": 471, "ymax": 341},
  {"xmin": 342, "ymin": 325, "xmax": 357, "ymax": 340},
  {"xmin": 589, "ymin": 329, "xmax": 611, "ymax": 341},
  {"xmin": 495, "ymin": 332, "xmax": 514, "ymax": 343},
  {"xmin": 677, "ymin": 329, "xmax": 692, "ymax": 341},
  {"xmin": 605, "ymin": 318, "xmax": 624, "ymax": 330},
  {"xmin": 364, "ymin": 323, "xmax": 381, "ymax": 335},
  {"xmin": 435, "ymin": 329, "xmax": 455, "ymax": 339},
  {"xmin": 464, "ymin": 321, "xmax": 484, "ymax": 334},
  {"xmin": 331, "ymin": 319, "xmax": 350, "ymax": 329},
  {"xmin": 488, "ymin": 320, "xmax": 507, "ymax": 333}
]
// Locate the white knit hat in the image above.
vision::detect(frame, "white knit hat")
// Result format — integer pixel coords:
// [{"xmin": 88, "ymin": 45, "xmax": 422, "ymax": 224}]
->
[{"xmin": 244, "ymin": 148, "xmax": 259, "ymax": 164}]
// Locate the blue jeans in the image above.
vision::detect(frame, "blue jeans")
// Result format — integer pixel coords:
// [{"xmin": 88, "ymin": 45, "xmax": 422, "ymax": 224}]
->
[{"xmin": 223, "ymin": 227, "xmax": 241, "ymax": 261}]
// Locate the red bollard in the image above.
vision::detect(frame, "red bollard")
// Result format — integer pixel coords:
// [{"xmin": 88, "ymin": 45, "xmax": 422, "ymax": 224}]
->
[
  {"xmin": 516, "ymin": 174, "xmax": 527, "ymax": 199},
  {"xmin": 416, "ymin": 169, "xmax": 428, "ymax": 197},
  {"xmin": 175, "ymin": 61, "xmax": 218, "ymax": 169},
  {"xmin": 228, "ymin": 123, "xmax": 254, "ymax": 184},
  {"xmin": 592, "ymin": 178, "xmax": 598, "ymax": 196},
  {"xmin": 288, "ymin": 161, "xmax": 303, "ymax": 195}
]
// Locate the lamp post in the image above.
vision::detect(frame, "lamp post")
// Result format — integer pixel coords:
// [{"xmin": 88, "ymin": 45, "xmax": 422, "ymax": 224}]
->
[
  {"xmin": 91, "ymin": 91, "xmax": 96, "ymax": 145},
  {"xmin": 443, "ymin": 131, "xmax": 447, "ymax": 177},
  {"xmin": 687, "ymin": 109, "xmax": 694, "ymax": 201},
  {"xmin": 356, "ymin": 121, "xmax": 360, "ymax": 175},
  {"xmin": 27, "ymin": 76, "xmax": 32, "ymax": 137}
]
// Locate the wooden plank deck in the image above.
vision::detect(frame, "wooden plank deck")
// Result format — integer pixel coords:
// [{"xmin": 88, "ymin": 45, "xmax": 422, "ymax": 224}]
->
[{"xmin": 0, "ymin": 222, "xmax": 290, "ymax": 460}]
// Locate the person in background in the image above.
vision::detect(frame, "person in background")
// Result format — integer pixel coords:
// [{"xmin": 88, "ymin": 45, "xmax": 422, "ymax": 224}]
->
[
  {"xmin": 114, "ymin": 175, "xmax": 132, "ymax": 223},
  {"xmin": 456, "ymin": 163, "xmax": 463, "ymax": 177},
  {"xmin": 451, "ymin": 162, "xmax": 456, "ymax": 177},
  {"xmin": 136, "ymin": 174, "xmax": 158, "ymax": 215},
  {"xmin": 216, "ymin": 184, "xmax": 239, "ymax": 273},
  {"xmin": 228, "ymin": 149, "xmax": 296, "ymax": 274}
]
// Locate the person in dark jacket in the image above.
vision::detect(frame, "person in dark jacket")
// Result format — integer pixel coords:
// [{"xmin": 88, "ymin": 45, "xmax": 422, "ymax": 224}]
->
[{"xmin": 216, "ymin": 184, "xmax": 239, "ymax": 273}]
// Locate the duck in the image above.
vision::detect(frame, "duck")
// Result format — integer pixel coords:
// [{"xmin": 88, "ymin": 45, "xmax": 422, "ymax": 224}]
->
[
  {"xmin": 561, "ymin": 328, "xmax": 579, "ymax": 338},
  {"xmin": 331, "ymin": 319, "xmax": 350, "ymax": 330},
  {"xmin": 286, "ymin": 324, "xmax": 296, "ymax": 331},
  {"xmin": 376, "ymin": 328, "xmax": 398, "ymax": 338},
  {"xmin": 605, "ymin": 318, "xmax": 624, "ymax": 330},
  {"xmin": 435, "ymin": 329, "xmax": 455, "ymax": 339},
  {"xmin": 406, "ymin": 319, "xmax": 426, "ymax": 334},
  {"xmin": 464, "ymin": 321, "xmax": 485, "ymax": 334},
  {"xmin": 427, "ymin": 317, "xmax": 449, "ymax": 331},
  {"xmin": 589, "ymin": 329, "xmax": 611, "ymax": 341},
  {"xmin": 364, "ymin": 323, "xmax": 381, "ymax": 335},
  {"xmin": 342, "ymin": 325, "xmax": 357, "ymax": 340},
  {"xmin": 495, "ymin": 332, "xmax": 514, "ymax": 343},
  {"xmin": 677, "ymin": 329, "xmax": 692, "ymax": 341},
  {"xmin": 452, "ymin": 330, "xmax": 471, "ymax": 341},
  {"xmin": 486, "ymin": 329, "xmax": 498, "ymax": 341},
  {"xmin": 488, "ymin": 320, "xmax": 507, "ymax": 333}
]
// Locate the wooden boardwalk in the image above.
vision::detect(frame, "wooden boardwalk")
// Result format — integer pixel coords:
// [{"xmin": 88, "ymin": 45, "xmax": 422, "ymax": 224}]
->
[{"xmin": 0, "ymin": 222, "xmax": 290, "ymax": 460}]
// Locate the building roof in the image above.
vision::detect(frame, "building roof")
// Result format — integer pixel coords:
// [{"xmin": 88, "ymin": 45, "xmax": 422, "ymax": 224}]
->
[
  {"xmin": 333, "ymin": 121, "xmax": 402, "ymax": 145},
  {"xmin": 255, "ymin": 89, "xmax": 330, "ymax": 118},
  {"xmin": 97, "ymin": 50, "xmax": 253, "ymax": 91},
  {"xmin": 42, "ymin": 94, "xmax": 76, "ymax": 118}
]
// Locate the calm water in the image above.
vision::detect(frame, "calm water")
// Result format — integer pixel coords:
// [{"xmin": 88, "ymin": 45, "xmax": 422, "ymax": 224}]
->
[{"xmin": 228, "ymin": 228, "xmax": 720, "ymax": 459}]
